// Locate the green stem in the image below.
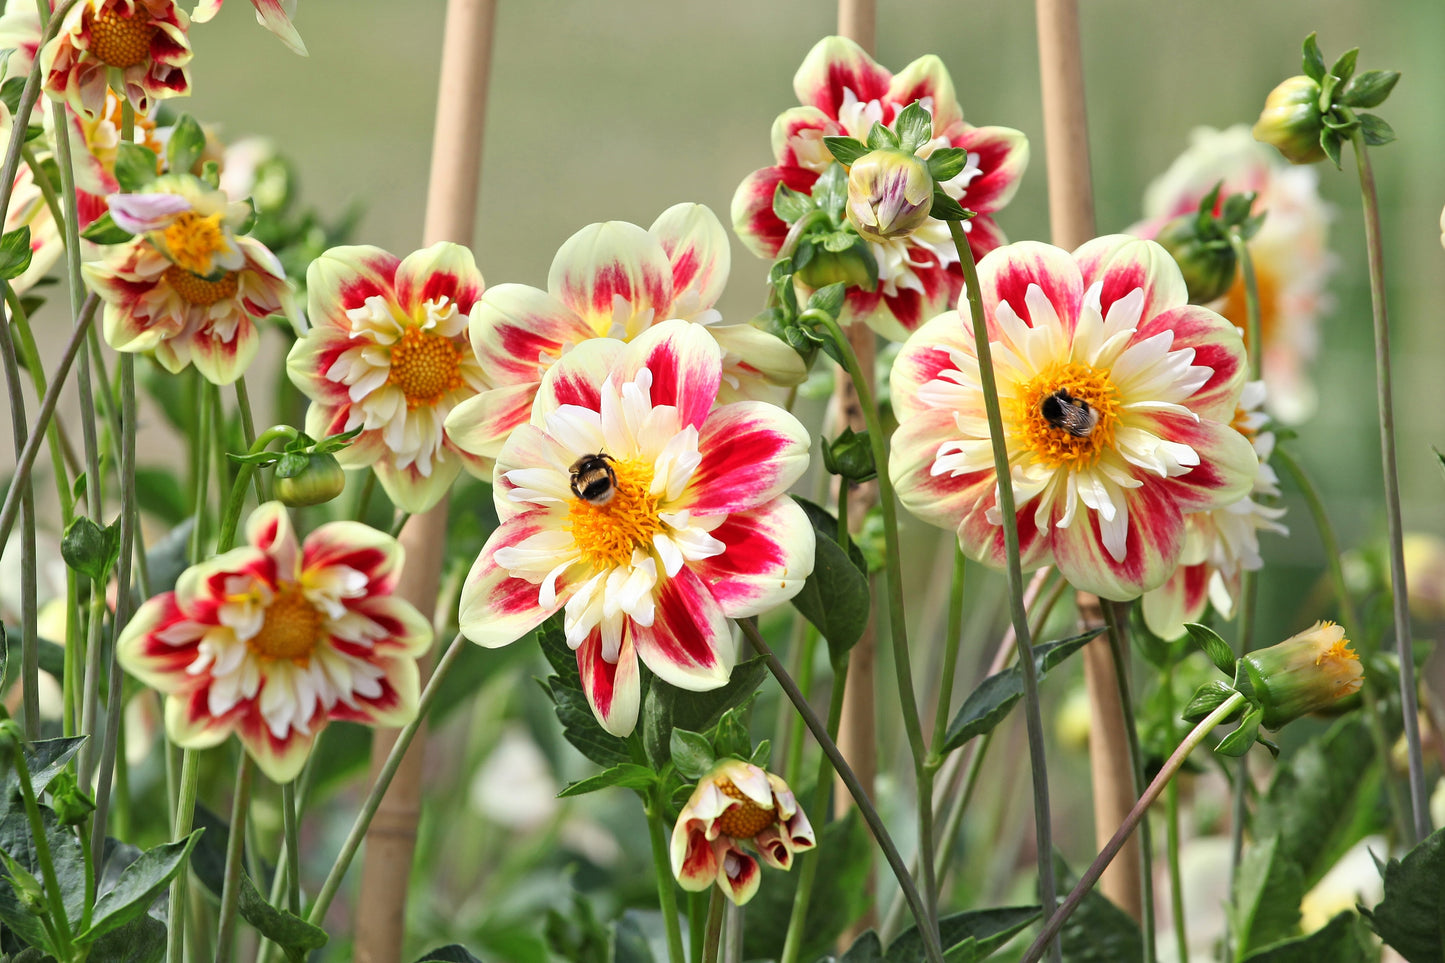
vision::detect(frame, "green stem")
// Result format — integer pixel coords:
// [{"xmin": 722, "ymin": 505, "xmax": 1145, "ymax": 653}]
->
[
  {"xmin": 218, "ymin": 425, "xmax": 300, "ymax": 551},
  {"xmin": 0, "ymin": 285, "xmax": 41, "ymax": 739},
  {"xmin": 214, "ymin": 753, "xmax": 254, "ymax": 963},
  {"xmin": 947, "ymin": 219, "xmax": 1060, "ymax": 959},
  {"xmin": 235, "ymin": 376, "xmax": 266, "ymax": 501},
  {"xmin": 1161, "ymin": 659, "xmax": 1189, "ymax": 963},
  {"xmin": 1229, "ymin": 570, "xmax": 1257, "ymax": 881},
  {"xmin": 928, "ymin": 546, "xmax": 968, "ymax": 763},
  {"xmin": 647, "ymin": 794, "xmax": 688, "ymax": 963},
  {"xmin": 12, "ymin": 741, "xmax": 76, "ymax": 959},
  {"xmin": 1020, "ymin": 692, "xmax": 1249, "ymax": 963},
  {"xmin": 779, "ymin": 620, "xmax": 817, "ymax": 781},
  {"xmin": 1102, "ymin": 602, "xmax": 1154, "ymax": 963},
  {"xmin": 189, "ymin": 377, "xmax": 213, "ymax": 563},
  {"xmin": 701, "ymin": 886, "xmax": 726, "ymax": 963},
  {"xmin": 1226, "ymin": 231, "xmax": 1262, "ymax": 383},
  {"xmin": 305, "ymin": 632, "xmax": 467, "ymax": 926},
  {"xmin": 1349, "ymin": 127, "xmax": 1429, "ymax": 842},
  {"xmin": 282, "ymin": 780, "xmax": 302, "ymax": 915},
  {"xmin": 388, "ymin": 511, "xmax": 412, "ymax": 539},
  {"xmin": 6, "ymin": 282, "xmax": 79, "ymax": 505},
  {"xmin": 166, "ymin": 749, "xmax": 201, "ymax": 963},
  {"xmin": 738, "ymin": 619, "xmax": 945, "ymax": 963},
  {"xmin": 352, "ymin": 469, "xmax": 377, "ymax": 523}
]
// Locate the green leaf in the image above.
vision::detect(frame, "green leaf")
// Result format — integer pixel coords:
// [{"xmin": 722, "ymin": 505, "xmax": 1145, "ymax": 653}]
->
[
  {"xmin": 1182, "ymin": 680, "xmax": 1241, "ymax": 723},
  {"xmin": 812, "ymin": 164, "xmax": 849, "ymax": 216},
  {"xmin": 1358, "ymin": 113, "xmax": 1396, "ymax": 147},
  {"xmin": 1184, "ymin": 622, "xmax": 1237, "ymax": 675},
  {"xmin": 1215, "ymin": 706, "xmax": 1263, "ymax": 757},
  {"xmin": 893, "ymin": 101, "xmax": 934, "ymax": 153},
  {"xmin": 1320, "ymin": 129, "xmax": 1343, "ymax": 169},
  {"xmin": 824, "ymin": 136, "xmax": 869, "ymax": 167},
  {"xmin": 712, "ymin": 707, "xmax": 751, "ymax": 760},
  {"xmin": 88, "ymin": 911, "xmax": 167, "ymax": 963},
  {"xmin": 78, "ymin": 211, "xmax": 135, "ymax": 246},
  {"xmin": 885, "ymin": 905, "xmax": 1039, "ymax": 963},
  {"xmin": 1340, "ymin": 69, "xmax": 1401, "ymax": 108},
  {"xmin": 557, "ymin": 763, "xmax": 656, "ymax": 798},
  {"xmin": 928, "ymin": 190, "xmax": 972, "ymax": 221},
  {"xmin": 834, "ymin": 930, "xmax": 884, "ymax": 962},
  {"xmin": 549, "ymin": 683, "xmax": 630, "ymax": 769},
  {"xmin": 807, "ymin": 281, "xmax": 848, "ymax": 320},
  {"xmin": 926, "ymin": 147, "xmax": 969, "ymax": 183},
  {"xmin": 1054, "ymin": 855, "xmax": 1142, "ymax": 963},
  {"xmin": 1228, "ymin": 834, "xmax": 1305, "ymax": 956},
  {"xmin": 774, "ymin": 182, "xmax": 816, "ymax": 224},
  {"xmin": 864, "ymin": 122, "xmax": 899, "ymax": 151},
  {"xmin": 61, "ymin": 515, "xmax": 121, "ymax": 583},
  {"xmin": 0, "ymin": 226, "xmax": 32, "ymax": 280},
  {"xmin": 413, "ymin": 946, "xmax": 485, "ymax": 963},
  {"xmin": 1328, "ymin": 47, "xmax": 1359, "ymax": 83},
  {"xmin": 642, "ymin": 656, "xmax": 767, "ymax": 768},
  {"xmin": 165, "ymin": 114, "xmax": 206, "ymax": 175},
  {"xmin": 1301, "ymin": 33, "xmax": 1327, "ymax": 83},
  {"xmin": 78, "ymin": 831, "xmax": 203, "ymax": 942},
  {"xmin": 113, "ymin": 143, "xmax": 159, "ymax": 193},
  {"xmin": 0, "ymin": 77, "xmax": 23, "ymax": 114},
  {"xmin": 941, "ymin": 631, "xmax": 1102, "ymax": 753},
  {"xmin": 666, "ymin": 729, "xmax": 716, "ymax": 780},
  {"xmin": 1253, "ymin": 718, "xmax": 1389, "ymax": 888},
  {"xmin": 1241, "ymin": 911, "xmax": 1374, "ymax": 963},
  {"xmin": 1360, "ymin": 827, "xmax": 1445, "ymax": 963},
  {"xmin": 788, "ymin": 497, "xmax": 870, "ymax": 656},
  {"xmin": 19, "ymin": 736, "xmax": 86, "ymax": 797},
  {"xmin": 237, "ymin": 872, "xmax": 328, "ymax": 953}
]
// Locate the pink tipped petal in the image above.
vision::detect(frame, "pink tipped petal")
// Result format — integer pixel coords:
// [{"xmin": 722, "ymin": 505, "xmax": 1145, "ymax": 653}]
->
[
  {"xmin": 548, "ymin": 220, "xmax": 672, "ymax": 337},
  {"xmin": 246, "ymin": 502, "xmax": 298, "ymax": 574},
  {"xmin": 1138, "ymin": 305, "xmax": 1248, "ymax": 421},
  {"xmin": 843, "ymin": 247, "xmax": 961, "ymax": 342},
  {"xmin": 887, "ymin": 54, "xmax": 962, "ymax": 131},
  {"xmin": 236, "ymin": 716, "xmax": 317, "ymax": 783},
  {"xmin": 1154, "ymin": 416, "xmax": 1259, "ymax": 515},
  {"xmin": 792, "ymin": 36, "xmax": 891, "ymax": 117},
  {"xmin": 393, "ymin": 241, "xmax": 485, "ymax": 319},
  {"xmin": 106, "ymin": 192, "xmax": 191, "ymax": 232},
  {"xmin": 975, "ymin": 241, "xmax": 1084, "ymax": 340},
  {"xmin": 685, "ymin": 401, "xmax": 811, "ymax": 514},
  {"xmin": 305, "ymin": 246, "xmax": 402, "ymax": 332},
  {"xmin": 730, "ymin": 165, "xmax": 818, "ymax": 259},
  {"xmin": 1074, "ymin": 235, "xmax": 1189, "ymax": 324},
  {"xmin": 890, "ymin": 410, "xmax": 997, "ymax": 533},
  {"xmin": 190, "ymin": 0, "xmax": 223, "ymax": 21},
  {"xmin": 251, "ymin": 0, "xmax": 308, "ymax": 56},
  {"xmin": 1142, "ymin": 563, "xmax": 1211, "ymax": 641},
  {"xmin": 531, "ymin": 338, "xmax": 625, "ymax": 424},
  {"xmin": 650, "ymin": 203, "xmax": 730, "ymax": 312},
  {"xmin": 458, "ymin": 520, "xmax": 572, "ymax": 647},
  {"xmin": 770, "ymin": 105, "xmax": 834, "ymax": 167},
  {"xmin": 1051, "ymin": 481, "xmax": 1185, "ymax": 600},
  {"xmin": 716, "ymin": 844, "xmax": 762, "ymax": 905},
  {"xmin": 617, "ymin": 320, "xmax": 722, "ymax": 430},
  {"xmin": 302, "ymin": 519, "xmax": 402, "ymax": 586},
  {"xmin": 576, "ymin": 627, "xmax": 641, "ymax": 736},
  {"xmin": 333, "ymin": 657, "xmax": 421, "ymax": 730},
  {"xmin": 688, "ymin": 496, "xmax": 815, "ymax": 618},
  {"xmin": 953, "ymin": 126, "xmax": 1030, "ymax": 213},
  {"xmin": 445, "ymin": 382, "xmax": 540, "ymax": 463},
  {"xmin": 469, "ymin": 283, "xmax": 596, "ymax": 385},
  {"xmin": 889, "ymin": 311, "xmax": 976, "ymax": 422},
  {"xmin": 632, "ymin": 567, "xmax": 732, "ymax": 691},
  {"xmin": 164, "ymin": 694, "xmax": 235, "ymax": 751}
]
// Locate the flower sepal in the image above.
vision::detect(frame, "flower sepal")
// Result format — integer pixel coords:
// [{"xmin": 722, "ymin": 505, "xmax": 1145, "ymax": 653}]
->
[
  {"xmin": 1153, "ymin": 182, "xmax": 1262, "ymax": 304},
  {"xmin": 822, "ymin": 427, "xmax": 877, "ymax": 483}
]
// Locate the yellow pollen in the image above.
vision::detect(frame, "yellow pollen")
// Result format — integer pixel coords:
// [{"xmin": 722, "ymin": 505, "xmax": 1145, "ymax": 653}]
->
[
  {"xmin": 1013, "ymin": 361, "xmax": 1119, "ymax": 470},
  {"xmin": 713, "ymin": 779, "xmax": 776, "ymax": 839},
  {"xmin": 1230, "ymin": 404, "xmax": 1256, "ymax": 442},
  {"xmin": 246, "ymin": 584, "xmax": 323, "ymax": 665},
  {"xmin": 1221, "ymin": 261, "xmax": 1279, "ymax": 351},
  {"xmin": 568, "ymin": 458, "xmax": 663, "ymax": 569},
  {"xmin": 163, "ymin": 265, "xmax": 238, "ymax": 306},
  {"xmin": 387, "ymin": 326, "xmax": 465, "ymax": 408},
  {"xmin": 162, "ymin": 212, "xmax": 229, "ymax": 276},
  {"xmin": 87, "ymin": 8, "xmax": 158, "ymax": 69}
]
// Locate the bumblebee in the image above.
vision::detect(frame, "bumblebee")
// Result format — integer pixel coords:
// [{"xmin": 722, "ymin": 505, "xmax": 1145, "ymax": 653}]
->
[
  {"xmin": 1040, "ymin": 390, "xmax": 1099, "ymax": 438},
  {"xmin": 569, "ymin": 452, "xmax": 618, "ymax": 506}
]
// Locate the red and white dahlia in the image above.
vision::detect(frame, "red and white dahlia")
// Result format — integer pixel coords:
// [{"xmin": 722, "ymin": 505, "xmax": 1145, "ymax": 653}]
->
[
  {"xmin": 445, "ymin": 203, "xmax": 805, "ymax": 463},
  {"xmin": 889, "ymin": 236, "xmax": 1259, "ymax": 600},
  {"xmin": 458, "ymin": 320, "xmax": 814, "ymax": 735},
  {"xmin": 731, "ymin": 36, "xmax": 1028, "ymax": 342},
  {"xmin": 39, "ymin": 0, "xmax": 192, "ymax": 117},
  {"xmin": 1131, "ymin": 124, "xmax": 1334, "ymax": 424},
  {"xmin": 115, "ymin": 502, "xmax": 432, "ymax": 782},
  {"xmin": 286, "ymin": 243, "xmax": 488, "ymax": 514},
  {"xmin": 670, "ymin": 759, "xmax": 815, "ymax": 906}
]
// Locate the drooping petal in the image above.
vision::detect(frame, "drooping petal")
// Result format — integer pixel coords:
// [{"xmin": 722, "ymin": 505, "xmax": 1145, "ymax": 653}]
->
[
  {"xmin": 650, "ymin": 203, "xmax": 730, "ymax": 314},
  {"xmin": 1141, "ymin": 562, "xmax": 1211, "ymax": 641},
  {"xmin": 576, "ymin": 626, "xmax": 641, "ymax": 736},
  {"xmin": 1049, "ymin": 480, "xmax": 1185, "ymax": 600},
  {"xmin": 683, "ymin": 401, "xmax": 811, "ymax": 515},
  {"xmin": 791, "ymin": 36, "xmax": 892, "ymax": 118},
  {"xmin": 233, "ymin": 712, "xmax": 318, "ymax": 783},
  {"xmin": 250, "ymin": 0, "xmax": 308, "ymax": 56},
  {"xmin": 714, "ymin": 843, "xmax": 762, "ymax": 905},
  {"xmin": 670, "ymin": 819, "xmax": 721, "ymax": 892},
  {"xmin": 373, "ymin": 454, "xmax": 464, "ymax": 515},
  {"xmin": 188, "ymin": 316, "xmax": 259, "ymax": 386},
  {"xmin": 631, "ymin": 567, "xmax": 732, "ymax": 691},
  {"xmin": 548, "ymin": 219, "xmax": 672, "ymax": 338},
  {"xmin": 687, "ymin": 496, "xmax": 815, "ymax": 617}
]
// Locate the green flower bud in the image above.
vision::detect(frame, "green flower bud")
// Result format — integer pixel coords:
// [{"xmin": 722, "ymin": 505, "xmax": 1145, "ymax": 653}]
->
[
  {"xmin": 1154, "ymin": 214, "xmax": 1238, "ymax": 304},
  {"xmin": 844, "ymin": 149, "xmax": 933, "ymax": 243},
  {"xmin": 794, "ymin": 241, "xmax": 878, "ymax": 292},
  {"xmin": 274, "ymin": 451, "xmax": 346, "ymax": 507},
  {"xmin": 1253, "ymin": 76, "xmax": 1327, "ymax": 165},
  {"xmin": 1239, "ymin": 621, "xmax": 1363, "ymax": 729}
]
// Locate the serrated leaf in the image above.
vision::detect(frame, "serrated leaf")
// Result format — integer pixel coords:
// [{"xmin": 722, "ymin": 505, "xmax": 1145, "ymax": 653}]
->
[
  {"xmin": 237, "ymin": 872, "xmax": 328, "ymax": 953},
  {"xmin": 926, "ymin": 147, "xmax": 969, "ymax": 183},
  {"xmin": 1055, "ymin": 855, "xmax": 1142, "ymax": 963},
  {"xmin": 0, "ymin": 226, "xmax": 32, "ymax": 280},
  {"xmin": 1329, "ymin": 47, "xmax": 1359, "ymax": 83},
  {"xmin": 940, "ymin": 631, "xmax": 1102, "ymax": 753},
  {"xmin": 556, "ymin": 763, "xmax": 655, "ymax": 798},
  {"xmin": 642, "ymin": 657, "xmax": 767, "ymax": 768},
  {"xmin": 1229, "ymin": 834, "xmax": 1305, "ymax": 956},
  {"xmin": 787, "ymin": 502, "xmax": 870, "ymax": 657},
  {"xmin": 1358, "ymin": 113, "xmax": 1396, "ymax": 147},
  {"xmin": 1340, "ymin": 69, "xmax": 1401, "ymax": 108},
  {"xmin": 1302, "ymin": 33, "xmax": 1327, "ymax": 83},
  {"xmin": 1241, "ymin": 910, "xmax": 1374, "ymax": 963},
  {"xmin": 78, "ymin": 831, "xmax": 202, "ymax": 942},
  {"xmin": 824, "ymin": 136, "xmax": 869, "ymax": 167},
  {"xmin": 885, "ymin": 905, "xmax": 1039, "ymax": 963},
  {"xmin": 1183, "ymin": 622, "xmax": 1237, "ymax": 675},
  {"xmin": 893, "ymin": 101, "xmax": 934, "ymax": 153},
  {"xmin": 1215, "ymin": 706, "xmax": 1263, "ymax": 756},
  {"xmin": 165, "ymin": 114, "xmax": 206, "ymax": 175},
  {"xmin": 1360, "ymin": 827, "xmax": 1445, "ymax": 963},
  {"xmin": 113, "ymin": 143, "xmax": 159, "ymax": 193}
]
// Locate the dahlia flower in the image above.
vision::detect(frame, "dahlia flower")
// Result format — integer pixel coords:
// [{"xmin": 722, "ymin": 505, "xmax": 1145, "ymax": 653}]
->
[
  {"xmin": 1131, "ymin": 124, "xmax": 1334, "ymax": 423},
  {"xmin": 39, "ymin": 0, "xmax": 192, "ymax": 117},
  {"xmin": 731, "ymin": 35, "xmax": 1028, "ymax": 342},
  {"xmin": 458, "ymin": 320, "xmax": 814, "ymax": 735},
  {"xmin": 286, "ymin": 242, "xmax": 488, "ymax": 513},
  {"xmin": 116, "ymin": 502, "xmax": 432, "ymax": 782},
  {"xmin": 445, "ymin": 203, "xmax": 804, "ymax": 463},
  {"xmin": 889, "ymin": 235, "xmax": 1258, "ymax": 600},
  {"xmin": 670, "ymin": 759, "xmax": 815, "ymax": 905}
]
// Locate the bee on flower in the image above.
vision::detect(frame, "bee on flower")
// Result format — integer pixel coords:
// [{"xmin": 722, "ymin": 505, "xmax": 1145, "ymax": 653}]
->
[
  {"xmin": 115, "ymin": 502, "xmax": 432, "ymax": 782},
  {"xmin": 39, "ymin": 0, "xmax": 193, "ymax": 117},
  {"xmin": 458, "ymin": 320, "xmax": 814, "ymax": 735},
  {"xmin": 83, "ymin": 173, "xmax": 291, "ymax": 385},
  {"xmin": 670, "ymin": 759, "xmax": 815, "ymax": 905}
]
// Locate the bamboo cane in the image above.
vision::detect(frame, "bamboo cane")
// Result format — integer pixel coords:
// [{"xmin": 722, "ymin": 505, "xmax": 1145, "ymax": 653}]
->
[
  {"xmin": 1033, "ymin": 0, "xmax": 1141, "ymax": 922},
  {"xmin": 351, "ymin": 3, "xmax": 498, "ymax": 961}
]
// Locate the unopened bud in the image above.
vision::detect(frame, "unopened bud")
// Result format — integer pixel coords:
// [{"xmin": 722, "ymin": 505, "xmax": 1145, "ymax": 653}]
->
[
  {"xmin": 1154, "ymin": 214, "xmax": 1238, "ymax": 304},
  {"xmin": 1240, "ymin": 621, "xmax": 1363, "ymax": 729},
  {"xmin": 845, "ymin": 150, "xmax": 933, "ymax": 243},
  {"xmin": 1253, "ymin": 76, "xmax": 1327, "ymax": 165},
  {"xmin": 794, "ymin": 240, "xmax": 877, "ymax": 292},
  {"xmin": 274, "ymin": 451, "xmax": 346, "ymax": 507}
]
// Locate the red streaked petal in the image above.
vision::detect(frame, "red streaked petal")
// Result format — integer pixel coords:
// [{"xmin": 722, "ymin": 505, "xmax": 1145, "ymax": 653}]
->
[
  {"xmin": 576, "ymin": 626, "xmax": 641, "ymax": 737},
  {"xmin": 689, "ymin": 496, "xmax": 815, "ymax": 618},
  {"xmin": 887, "ymin": 53, "xmax": 962, "ymax": 130},
  {"xmin": 632, "ymin": 567, "xmax": 732, "ymax": 691},
  {"xmin": 716, "ymin": 843, "xmax": 762, "ymax": 905},
  {"xmin": 975, "ymin": 240, "xmax": 1084, "ymax": 340},
  {"xmin": 1074, "ymin": 235, "xmax": 1188, "ymax": 326},
  {"xmin": 670, "ymin": 822, "xmax": 720, "ymax": 891},
  {"xmin": 615, "ymin": 319, "xmax": 722, "ymax": 431},
  {"xmin": 792, "ymin": 36, "xmax": 891, "ymax": 118},
  {"xmin": 730, "ymin": 165, "xmax": 819, "ymax": 260},
  {"xmin": 889, "ymin": 310, "xmax": 977, "ymax": 423},
  {"xmin": 1138, "ymin": 304, "xmax": 1248, "ymax": 421},
  {"xmin": 952, "ymin": 125, "xmax": 1029, "ymax": 214},
  {"xmin": 446, "ymin": 382, "xmax": 540, "ymax": 464},
  {"xmin": 684, "ymin": 401, "xmax": 811, "ymax": 515},
  {"xmin": 1050, "ymin": 480, "xmax": 1185, "ymax": 600},
  {"xmin": 650, "ymin": 203, "xmax": 729, "ymax": 313},
  {"xmin": 306, "ymin": 245, "xmax": 401, "ymax": 332},
  {"xmin": 458, "ymin": 518, "xmax": 571, "ymax": 647},
  {"xmin": 1152, "ymin": 415, "xmax": 1258, "ymax": 515},
  {"xmin": 393, "ymin": 241, "xmax": 485, "ymax": 319},
  {"xmin": 532, "ymin": 337, "xmax": 625, "ymax": 423},
  {"xmin": 547, "ymin": 219, "xmax": 672, "ymax": 336},
  {"xmin": 1142, "ymin": 562, "xmax": 1211, "ymax": 641}
]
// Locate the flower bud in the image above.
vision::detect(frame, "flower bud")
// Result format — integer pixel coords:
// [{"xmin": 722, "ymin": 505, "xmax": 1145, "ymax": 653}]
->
[
  {"xmin": 794, "ymin": 241, "xmax": 877, "ymax": 292},
  {"xmin": 844, "ymin": 149, "xmax": 933, "ymax": 243},
  {"xmin": 274, "ymin": 451, "xmax": 346, "ymax": 507},
  {"xmin": 1253, "ymin": 76, "xmax": 1327, "ymax": 165},
  {"xmin": 1154, "ymin": 214, "xmax": 1238, "ymax": 304},
  {"xmin": 1240, "ymin": 621, "xmax": 1363, "ymax": 729}
]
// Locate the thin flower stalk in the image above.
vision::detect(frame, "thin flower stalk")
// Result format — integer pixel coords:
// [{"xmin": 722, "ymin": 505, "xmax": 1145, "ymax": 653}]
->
[
  {"xmin": 1102, "ymin": 602, "xmax": 1154, "ymax": 963},
  {"xmin": 214, "ymin": 754, "xmax": 254, "ymax": 963},
  {"xmin": 1350, "ymin": 127, "xmax": 1429, "ymax": 842},
  {"xmin": 1019, "ymin": 692, "xmax": 1249, "ymax": 963},
  {"xmin": 1161, "ymin": 660, "xmax": 1188, "ymax": 963},
  {"xmin": 167, "ymin": 748, "xmax": 201, "ymax": 963},
  {"xmin": 648, "ymin": 793, "xmax": 687, "ymax": 963},
  {"xmin": 0, "ymin": 285, "xmax": 40, "ymax": 737},
  {"xmin": 702, "ymin": 887, "xmax": 726, "ymax": 963},
  {"xmin": 946, "ymin": 218, "xmax": 1060, "ymax": 947}
]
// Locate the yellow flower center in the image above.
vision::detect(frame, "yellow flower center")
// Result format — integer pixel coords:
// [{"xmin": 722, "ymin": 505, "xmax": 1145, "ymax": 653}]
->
[
  {"xmin": 1221, "ymin": 260, "xmax": 1280, "ymax": 351},
  {"xmin": 387, "ymin": 326, "xmax": 465, "ymax": 409},
  {"xmin": 713, "ymin": 778, "xmax": 776, "ymax": 840},
  {"xmin": 162, "ymin": 211, "xmax": 229, "ymax": 276},
  {"xmin": 87, "ymin": 8, "xmax": 157, "ymax": 69},
  {"xmin": 1014, "ymin": 361, "xmax": 1119, "ymax": 470},
  {"xmin": 567, "ymin": 457, "xmax": 663, "ymax": 569},
  {"xmin": 247, "ymin": 584, "xmax": 322, "ymax": 665},
  {"xmin": 1230, "ymin": 403, "xmax": 1256, "ymax": 442},
  {"xmin": 163, "ymin": 265, "xmax": 238, "ymax": 306}
]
